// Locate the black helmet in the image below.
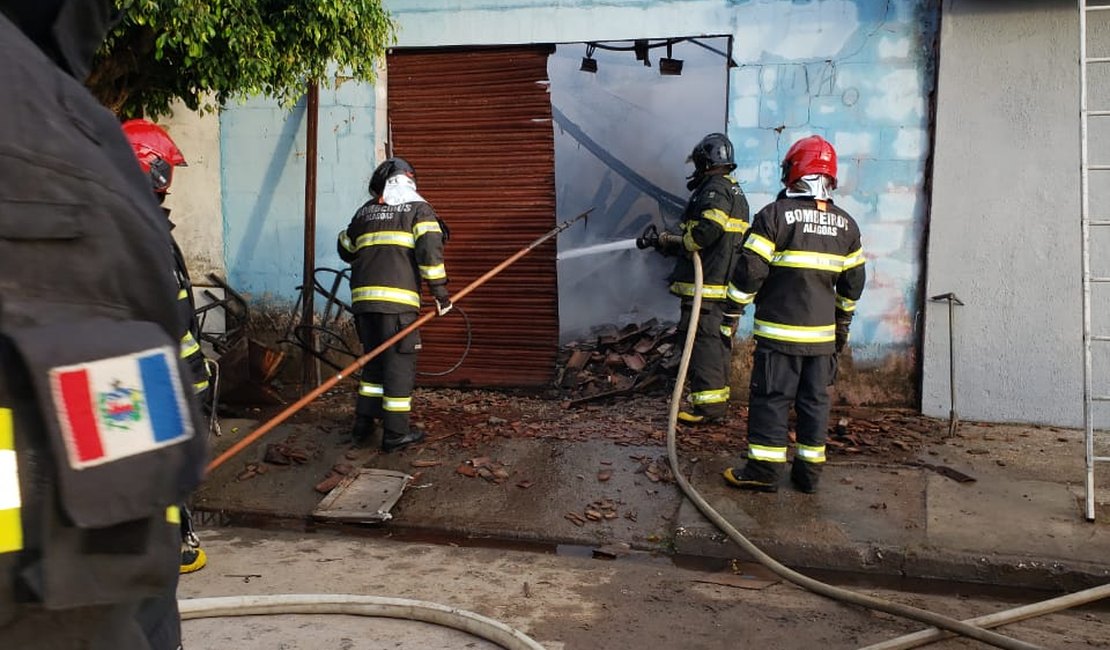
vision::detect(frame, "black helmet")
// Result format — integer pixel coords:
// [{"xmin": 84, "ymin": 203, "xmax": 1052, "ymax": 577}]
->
[
  {"xmin": 369, "ymin": 156, "xmax": 416, "ymax": 197},
  {"xmin": 686, "ymin": 133, "xmax": 736, "ymax": 173}
]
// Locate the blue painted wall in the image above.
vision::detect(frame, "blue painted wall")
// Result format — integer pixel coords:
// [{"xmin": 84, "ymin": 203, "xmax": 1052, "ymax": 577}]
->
[
  {"xmin": 220, "ymin": 0, "xmax": 938, "ymax": 362},
  {"xmin": 221, "ymin": 82, "xmax": 377, "ymax": 304}
]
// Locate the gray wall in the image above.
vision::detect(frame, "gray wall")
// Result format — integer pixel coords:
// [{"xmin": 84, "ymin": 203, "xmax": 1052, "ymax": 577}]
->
[{"xmin": 924, "ymin": 0, "xmax": 1084, "ymax": 426}]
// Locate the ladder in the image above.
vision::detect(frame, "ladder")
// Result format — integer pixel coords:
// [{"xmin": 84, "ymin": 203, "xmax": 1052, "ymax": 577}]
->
[{"xmin": 1080, "ymin": 0, "xmax": 1110, "ymax": 522}]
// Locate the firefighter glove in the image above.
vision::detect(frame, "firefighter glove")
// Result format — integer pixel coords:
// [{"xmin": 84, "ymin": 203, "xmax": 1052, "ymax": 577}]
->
[
  {"xmin": 657, "ymin": 232, "xmax": 684, "ymax": 252},
  {"xmin": 432, "ymin": 287, "xmax": 453, "ymax": 316}
]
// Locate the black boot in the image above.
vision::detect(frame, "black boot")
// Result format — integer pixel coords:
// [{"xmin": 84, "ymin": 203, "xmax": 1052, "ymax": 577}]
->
[
  {"xmin": 351, "ymin": 416, "xmax": 380, "ymax": 447},
  {"xmin": 382, "ymin": 428, "xmax": 425, "ymax": 453},
  {"xmin": 790, "ymin": 460, "xmax": 822, "ymax": 494}
]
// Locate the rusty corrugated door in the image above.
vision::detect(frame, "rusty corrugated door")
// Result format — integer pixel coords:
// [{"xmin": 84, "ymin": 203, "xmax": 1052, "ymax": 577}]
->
[{"xmin": 387, "ymin": 47, "xmax": 557, "ymax": 387}]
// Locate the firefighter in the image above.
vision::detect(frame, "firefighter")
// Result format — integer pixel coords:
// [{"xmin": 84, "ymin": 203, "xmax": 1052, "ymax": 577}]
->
[
  {"xmin": 0, "ymin": 2, "xmax": 207, "ymax": 648},
  {"xmin": 722, "ymin": 135, "xmax": 866, "ymax": 494},
  {"xmin": 122, "ymin": 118, "xmax": 209, "ymax": 578},
  {"xmin": 338, "ymin": 157, "xmax": 451, "ymax": 452},
  {"xmin": 637, "ymin": 133, "xmax": 750, "ymax": 424}
]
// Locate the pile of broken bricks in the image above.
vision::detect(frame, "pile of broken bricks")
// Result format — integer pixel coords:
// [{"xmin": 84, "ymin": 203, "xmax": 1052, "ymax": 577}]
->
[{"xmin": 555, "ymin": 319, "xmax": 677, "ymax": 407}]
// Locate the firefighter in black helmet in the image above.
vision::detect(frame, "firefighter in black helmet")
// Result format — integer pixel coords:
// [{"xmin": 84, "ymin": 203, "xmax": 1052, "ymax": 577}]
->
[
  {"xmin": 722, "ymin": 135, "xmax": 866, "ymax": 494},
  {"xmin": 338, "ymin": 157, "xmax": 451, "ymax": 452},
  {"xmin": 638, "ymin": 132, "xmax": 750, "ymax": 424}
]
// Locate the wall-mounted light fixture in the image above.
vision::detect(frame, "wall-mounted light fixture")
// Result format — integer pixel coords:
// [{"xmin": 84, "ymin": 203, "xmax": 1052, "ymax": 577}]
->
[
  {"xmin": 659, "ymin": 42, "xmax": 683, "ymax": 76},
  {"xmin": 633, "ymin": 39, "xmax": 651, "ymax": 67},
  {"xmin": 580, "ymin": 43, "xmax": 598, "ymax": 73}
]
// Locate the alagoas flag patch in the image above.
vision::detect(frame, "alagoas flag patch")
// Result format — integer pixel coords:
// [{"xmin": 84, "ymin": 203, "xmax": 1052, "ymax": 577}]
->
[{"xmin": 49, "ymin": 346, "xmax": 192, "ymax": 470}]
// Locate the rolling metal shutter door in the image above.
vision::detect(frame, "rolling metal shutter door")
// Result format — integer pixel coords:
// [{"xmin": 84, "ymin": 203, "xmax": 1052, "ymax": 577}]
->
[{"xmin": 387, "ymin": 47, "xmax": 558, "ymax": 387}]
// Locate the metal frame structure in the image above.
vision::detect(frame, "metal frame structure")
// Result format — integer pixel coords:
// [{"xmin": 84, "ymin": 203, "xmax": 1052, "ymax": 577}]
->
[{"xmin": 1079, "ymin": 1, "xmax": 1110, "ymax": 522}]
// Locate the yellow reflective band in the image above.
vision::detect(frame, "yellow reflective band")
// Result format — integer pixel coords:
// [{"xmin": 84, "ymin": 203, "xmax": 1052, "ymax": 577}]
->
[
  {"xmin": 691, "ymin": 386, "xmax": 730, "ymax": 405},
  {"xmin": 338, "ymin": 231, "xmax": 356, "ymax": 253},
  {"xmin": 165, "ymin": 505, "xmax": 181, "ymax": 524},
  {"xmin": 354, "ymin": 231, "xmax": 416, "ymax": 250},
  {"xmin": 727, "ymin": 283, "xmax": 756, "ymax": 305},
  {"xmin": 180, "ymin": 331, "xmax": 201, "ymax": 358},
  {"xmin": 359, "ymin": 382, "xmax": 384, "ymax": 397},
  {"xmin": 352, "ymin": 286, "xmax": 421, "ymax": 307},
  {"xmin": 383, "ymin": 396, "xmax": 411, "ymax": 412},
  {"xmin": 748, "ymin": 444, "xmax": 788, "ymax": 462},
  {"xmin": 698, "ymin": 208, "xmax": 748, "ymax": 234},
  {"xmin": 701, "ymin": 208, "xmax": 729, "ymax": 229},
  {"xmin": 843, "ymin": 248, "xmax": 866, "ymax": 269},
  {"xmin": 0, "ymin": 408, "xmax": 23, "ymax": 554},
  {"xmin": 771, "ymin": 250, "xmax": 848, "ymax": 272},
  {"xmin": 177, "ymin": 288, "xmax": 188, "ymax": 300},
  {"xmin": 836, "ymin": 294, "xmax": 858, "ymax": 312},
  {"xmin": 796, "ymin": 444, "xmax": 826, "ymax": 464},
  {"xmin": 744, "ymin": 233, "xmax": 775, "ymax": 261},
  {"xmin": 419, "ymin": 263, "xmax": 447, "ymax": 280},
  {"xmin": 682, "ymin": 229, "xmax": 701, "ymax": 252},
  {"xmin": 670, "ymin": 282, "xmax": 728, "ymax": 300},
  {"xmin": 413, "ymin": 221, "xmax": 442, "ymax": 239},
  {"xmin": 753, "ymin": 319, "xmax": 836, "ymax": 343},
  {"xmin": 720, "ymin": 325, "xmax": 733, "ymax": 338},
  {"xmin": 193, "ymin": 379, "xmax": 210, "ymax": 394}
]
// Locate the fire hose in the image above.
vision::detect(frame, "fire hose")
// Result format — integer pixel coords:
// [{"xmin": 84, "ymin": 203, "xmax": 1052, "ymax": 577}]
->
[
  {"xmin": 178, "ymin": 594, "xmax": 546, "ymax": 650},
  {"xmin": 666, "ymin": 249, "xmax": 1110, "ymax": 647}
]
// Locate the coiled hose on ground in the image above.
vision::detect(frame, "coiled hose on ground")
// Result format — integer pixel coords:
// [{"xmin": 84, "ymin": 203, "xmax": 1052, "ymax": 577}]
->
[
  {"xmin": 667, "ymin": 252, "xmax": 1047, "ymax": 650},
  {"xmin": 178, "ymin": 594, "xmax": 546, "ymax": 650}
]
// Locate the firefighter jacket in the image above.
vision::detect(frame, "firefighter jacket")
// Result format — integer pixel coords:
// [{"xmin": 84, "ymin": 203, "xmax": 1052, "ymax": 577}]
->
[
  {"xmin": 171, "ymin": 227, "xmax": 212, "ymax": 401},
  {"xmin": 0, "ymin": 9, "xmax": 206, "ymax": 630},
  {"xmin": 338, "ymin": 198, "xmax": 448, "ymax": 314},
  {"xmin": 668, "ymin": 173, "xmax": 750, "ymax": 302},
  {"xmin": 727, "ymin": 195, "xmax": 866, "ymax": 356}
]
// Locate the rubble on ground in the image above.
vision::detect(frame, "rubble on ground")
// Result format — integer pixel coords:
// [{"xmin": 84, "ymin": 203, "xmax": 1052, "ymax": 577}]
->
[{"xmin": 554, "ymin": 320, "xmax": 677, "ymax": 406}]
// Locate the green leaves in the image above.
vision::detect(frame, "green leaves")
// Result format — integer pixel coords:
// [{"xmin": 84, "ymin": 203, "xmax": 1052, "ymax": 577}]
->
[{"xmin": 88, "ymin": 0, "xmax": 397, "ymax": 118}]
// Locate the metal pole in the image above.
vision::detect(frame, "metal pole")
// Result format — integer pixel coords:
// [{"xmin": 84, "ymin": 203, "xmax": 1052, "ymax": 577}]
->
[
  {"xmin": 206, "ymin": 209, "xmax": 592, "ymax": 474},
  {"xmin": 301, "ymin": 82, "xmax": 320, "ymax": 394},
  {"xmin": 930, "ymin": 293, "xmax": 963, "ymax": 438}
]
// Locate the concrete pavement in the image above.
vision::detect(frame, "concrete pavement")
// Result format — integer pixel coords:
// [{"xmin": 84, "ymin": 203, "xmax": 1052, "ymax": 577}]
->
[{"xmin": 193, "ymin": 413, "xmax": 1110, "ymax": 593}]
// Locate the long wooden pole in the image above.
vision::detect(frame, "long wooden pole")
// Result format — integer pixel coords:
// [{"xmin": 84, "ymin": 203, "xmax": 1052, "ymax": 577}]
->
[
  {"xmin": 301, "ymin": 82, "xmax": 320, "ymax": 392},
  {"xmin": 206, "ymin": 209, "xmax": 591, "ymax": 474}
]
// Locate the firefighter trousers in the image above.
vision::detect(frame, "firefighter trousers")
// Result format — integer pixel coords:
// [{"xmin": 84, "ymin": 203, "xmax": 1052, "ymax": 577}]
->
[
  {"xmin": 677, "ymin": 301, "xmax": 731, "ymax": 419},
  {"xmin": 743, "ymin": 345, "xmax": 836, "ymax": 483},
  {"xmin": 354, "ymin": 312, "xmax": 420, "ymax": 435}
]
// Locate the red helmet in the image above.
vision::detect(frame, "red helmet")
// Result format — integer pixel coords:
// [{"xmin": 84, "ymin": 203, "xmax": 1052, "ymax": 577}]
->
[
  {"xmin": 121, "ymin": 118, "xmax": 187, "ymax": 193},
  {"xmin": 781, "ymin": 135, "xmax": 837, "ymax": 189}
]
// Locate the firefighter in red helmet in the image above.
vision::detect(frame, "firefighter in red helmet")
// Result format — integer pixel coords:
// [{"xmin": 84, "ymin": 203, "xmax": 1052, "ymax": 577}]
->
[
  {"xmin": 722, "ymin": 135, "xmax": 866, "ymax": 494},
  {"xmin": 122, "ymin": 118, "xmax": 210, "ymax": 648},
  {"xmin": 121, "ymin": 118, "xmax": 209, "ymax": 575}
]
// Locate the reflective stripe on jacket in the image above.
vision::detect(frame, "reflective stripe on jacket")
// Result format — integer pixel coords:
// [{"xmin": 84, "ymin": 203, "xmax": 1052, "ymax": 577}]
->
[
  {"xmin": 727, "ymin": 196, "xmax": 866, "ymax": 355},
  {"xmin": 0, "ymin": 408, "xmax": 21, "ymax": 554},
  {"xmin": 668, "ymin": 173, "xmax": 750, "ymax": 302},
  {"xmin": 338, "ymin": 199, "xmax": 448, "ymax": 314}
]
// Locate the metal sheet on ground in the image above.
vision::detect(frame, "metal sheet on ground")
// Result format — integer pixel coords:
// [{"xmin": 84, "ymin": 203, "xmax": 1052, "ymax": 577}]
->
[{"xmin": 313, "ymin": 468, "xmax": 412, "ymax": 523}]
